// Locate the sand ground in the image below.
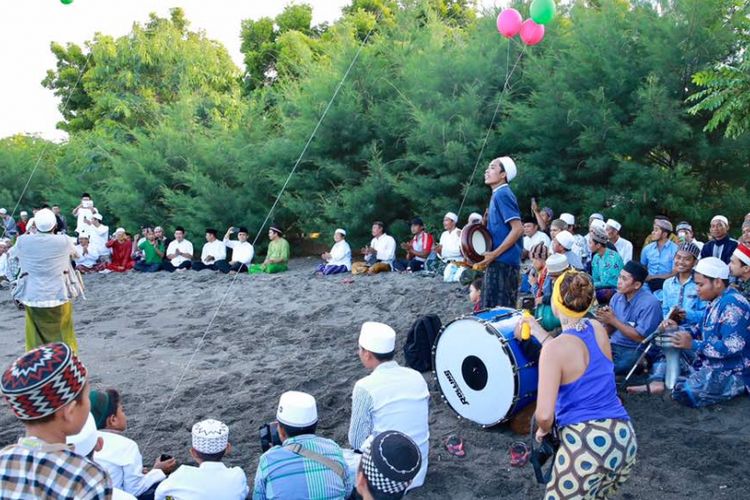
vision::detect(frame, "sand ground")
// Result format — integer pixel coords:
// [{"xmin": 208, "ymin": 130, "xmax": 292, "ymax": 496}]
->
[{"xmin": 1, "ymin": 258, "xmax": 748, "ymax": 499}]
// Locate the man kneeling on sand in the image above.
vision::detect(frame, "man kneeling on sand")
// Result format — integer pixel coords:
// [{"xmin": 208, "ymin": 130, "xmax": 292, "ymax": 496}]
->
[
  {"xmin": 345, "ymin": 322, "xmax": 429, "ymax": 491},
  {"xmin": 351, "ymin": 221, "xmax": 397, "ymax": 275},
  {"xmin": 156, "ymin": 419, "xmax": 248, "ymax": 499}
]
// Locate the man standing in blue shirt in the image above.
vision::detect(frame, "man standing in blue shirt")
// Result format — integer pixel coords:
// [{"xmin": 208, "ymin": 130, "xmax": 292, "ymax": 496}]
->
[
  {"xmin": 476, "ymin": 156, "xmax": 524, "ymax": 309},
  {"xmin": 596, "ymin": 261, "xmax": 663, "ymax": 374},
  {"xmin": 640, "ymin": 218, "xmax": 678, "ymax": 298}
]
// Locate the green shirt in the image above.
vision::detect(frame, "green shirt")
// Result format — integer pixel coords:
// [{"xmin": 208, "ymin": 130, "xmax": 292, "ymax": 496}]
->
[
  {"xmin": 138, "ymin": 239, "xmax": 164, "ymax": 265},
  {"xmin": 267, "ymin": 238, "xmax": 290, "ymax": 263}
]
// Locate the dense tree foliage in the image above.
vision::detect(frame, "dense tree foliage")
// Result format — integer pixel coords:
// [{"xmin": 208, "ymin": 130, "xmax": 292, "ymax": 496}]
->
[{"xmin": 3, "ymin": 0, "xmax": 749, "ymax": 252}]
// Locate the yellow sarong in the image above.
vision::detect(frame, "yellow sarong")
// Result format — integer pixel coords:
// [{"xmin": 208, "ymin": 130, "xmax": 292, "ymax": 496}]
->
[{"xmin": 24, "ymin": 302, "xmax": 78, "ymax": 354}]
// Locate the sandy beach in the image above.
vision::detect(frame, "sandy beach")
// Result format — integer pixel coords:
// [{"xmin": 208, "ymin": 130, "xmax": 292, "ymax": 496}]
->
[{"xmin": 1, "ymin": 258, "xmax": 748, "ymax": 499}]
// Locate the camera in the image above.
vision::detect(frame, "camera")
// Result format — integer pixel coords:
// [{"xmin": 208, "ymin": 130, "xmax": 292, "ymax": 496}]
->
[
  {"xmin": 521, "ymin": 296, "xmax": 535, "ymax": 311},
  {"xmin": 259, "ymin": 421, "xmax": 282, "ymax": 452},
  {"xmin": 231, "ymin": 227, "xmax": 239, "ymax": 234}
]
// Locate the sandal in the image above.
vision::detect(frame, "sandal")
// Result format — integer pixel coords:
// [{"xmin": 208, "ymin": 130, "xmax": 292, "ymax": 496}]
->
[
  {"xmin": 509, "ymin": 441, "xmax": 530, "ymax": 467},
  {"xmin": 444, "ymin": 435, "xmax": 465, "ymax": 457}
]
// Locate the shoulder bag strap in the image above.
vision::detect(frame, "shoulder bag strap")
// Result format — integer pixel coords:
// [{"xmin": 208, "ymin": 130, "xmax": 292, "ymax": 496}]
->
[{"xmin": 284, "ymin": 443, "xmax": 346, "ymax": 482}]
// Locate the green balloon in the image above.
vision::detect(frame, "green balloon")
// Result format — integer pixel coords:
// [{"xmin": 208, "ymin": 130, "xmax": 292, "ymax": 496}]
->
[
  {"xmin": 60, "ymin": 0, "xmax": 74, "ymax": 4},
  {"xmin": 530, "ymin": 0, "xmax": 555, "ymax": 25}
]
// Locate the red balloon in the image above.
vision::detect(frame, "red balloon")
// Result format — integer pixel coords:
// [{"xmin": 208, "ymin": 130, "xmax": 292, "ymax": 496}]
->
[
  {"xmin": 496, "ymin": 9, "xmax": 523, "ymax": 39},
  {"xmin": 519, "ymin": 19, "xmax": 545, "ymax": 46}
]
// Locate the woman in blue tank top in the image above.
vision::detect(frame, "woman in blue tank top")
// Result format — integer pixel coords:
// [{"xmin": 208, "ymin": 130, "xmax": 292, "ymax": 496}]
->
[{"xmin": 518, "ymin": 270, "xmax": 637, "ymax": 500}]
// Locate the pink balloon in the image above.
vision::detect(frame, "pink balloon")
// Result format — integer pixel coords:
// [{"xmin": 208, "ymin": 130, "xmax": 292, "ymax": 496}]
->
[
  {"xmin": 519, "ymin": 19, "xmax": 545, "ymax": 46},
  {"xmin": 496, "ymin": 9, "xmax": 523, "ymax": 39}
]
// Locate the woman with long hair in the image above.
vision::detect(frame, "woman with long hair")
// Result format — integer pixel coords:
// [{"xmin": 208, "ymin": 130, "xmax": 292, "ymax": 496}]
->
[{"xmin": 519, "ymin": 270, "xmax": 637, "ymax": 499}]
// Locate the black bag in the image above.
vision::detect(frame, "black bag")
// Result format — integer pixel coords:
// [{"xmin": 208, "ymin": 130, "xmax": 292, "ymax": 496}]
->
[
  {"xmin": 529, "ymin": 416, "xmax": 560, "ymax": 484},
  {"xmin": 403, "ymin": 314, "xmax": 442, "ymax": 372}
]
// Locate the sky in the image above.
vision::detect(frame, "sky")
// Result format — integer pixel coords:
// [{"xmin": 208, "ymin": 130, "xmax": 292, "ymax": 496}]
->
[{"xmin": 0, "ymin": 0, "xmax": 501, "ymax": 142}]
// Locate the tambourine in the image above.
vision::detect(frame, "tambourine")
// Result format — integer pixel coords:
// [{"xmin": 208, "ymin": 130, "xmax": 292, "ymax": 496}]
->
[{"xmin": 460, "ymin": 224, "xmax": 493, "ymax": 264}]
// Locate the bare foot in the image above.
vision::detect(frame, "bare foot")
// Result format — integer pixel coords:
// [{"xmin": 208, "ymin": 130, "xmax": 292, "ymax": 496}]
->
[{"xmin": 626, "ymin": 381, "xmax": 665, "ymax": 395}]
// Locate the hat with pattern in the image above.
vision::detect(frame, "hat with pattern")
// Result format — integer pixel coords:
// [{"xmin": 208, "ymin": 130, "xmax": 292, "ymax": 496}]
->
[
  {"xmin": 361, "ymin": 431, "xmax": 421, "ymax": 497},
  {"xmin": 192, "ymin": 419, "xmax": 229, "ymax": 454},
  {"xmin": 1, "ymin": 343, "xmax": 87, "ymax": 421}
]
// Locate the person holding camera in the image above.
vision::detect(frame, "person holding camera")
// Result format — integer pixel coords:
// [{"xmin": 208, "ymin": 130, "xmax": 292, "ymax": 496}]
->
[
  {"xmin": 223, "ymin": 226, "xmax": 254, "ymax": 273},
  {"xmin": 346, "ymin": 322, "xmax": 429, "ymax": 491},
  {"xmin": 253, "ymin": 391, "xmax": 352, "ymax": 499},
  {"xmin": 72, "ymin": 192, "xmax": 100, "ymax": 235},
  {"xmin": 155, "ymin": 419, "xmax": 248, "ymax": 500}
]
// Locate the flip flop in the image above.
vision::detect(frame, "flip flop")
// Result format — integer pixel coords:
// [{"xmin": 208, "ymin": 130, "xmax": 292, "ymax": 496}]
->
[
  {"xmin": 510, "ymin": 441, "xmax": 530, "ymax": 467},
  {"xmin": 341, "ymin": 278, "xmax": 354, "ymax": 284},
  {"xmin": 444, "ymin": 435, "xmax": 465, "ymax": 457}
]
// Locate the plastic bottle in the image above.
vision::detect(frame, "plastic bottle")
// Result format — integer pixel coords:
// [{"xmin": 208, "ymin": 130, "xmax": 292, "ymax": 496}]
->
[{"xmin": 521, "ymin": 309, "xmax": 533, "ymax": 340}]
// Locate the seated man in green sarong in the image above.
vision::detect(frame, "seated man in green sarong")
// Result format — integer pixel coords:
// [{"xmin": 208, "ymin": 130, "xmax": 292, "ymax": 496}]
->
[{"xmin": 248, "ymin": 224, "xmax": 290, "ymax": 274}]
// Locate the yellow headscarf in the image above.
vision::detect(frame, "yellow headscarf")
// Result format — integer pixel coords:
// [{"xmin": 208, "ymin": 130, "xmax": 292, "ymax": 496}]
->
[{"xmin": 552, "ymin": 270, "xmax": 593, "ymax": 319}]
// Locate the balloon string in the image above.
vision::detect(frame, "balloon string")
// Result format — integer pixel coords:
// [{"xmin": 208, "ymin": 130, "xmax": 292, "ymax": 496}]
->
[
  {"xmin": 141, "ymin": 15, "xmax": 382, "ymax": 450},
  {"xmin": 457, "ymin": 43, "xmax": 526, "ymax": 218}
]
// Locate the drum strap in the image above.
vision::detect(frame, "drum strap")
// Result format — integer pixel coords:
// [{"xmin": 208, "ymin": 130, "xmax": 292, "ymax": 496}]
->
[{"xmin": 283, "ymin": 443, "xmax": 346, "ymax": 482}]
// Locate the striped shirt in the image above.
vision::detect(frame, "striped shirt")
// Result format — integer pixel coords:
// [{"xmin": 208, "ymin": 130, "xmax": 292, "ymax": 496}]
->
[
  {"xmin": 252, "ymin": 434, "xmax": 352, "ymax": 499},
  {"xmin": 0, "ymin": 437, "xmax": 113, "ymax": 499}
]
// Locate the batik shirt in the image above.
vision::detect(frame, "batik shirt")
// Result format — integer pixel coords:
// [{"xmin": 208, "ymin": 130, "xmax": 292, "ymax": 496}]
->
[
  {"xmin": 689, "ymin": 288, "xmax": 750, "ymax": 389},
  {"xmin": 591, "ymin": 248, "xmax": 624, "ymax": 289},
  {"xmin": 732, "ymin": 278, "xmax": 750, "ymax": 303},
  {"xmin": 661, "ymin": 274, "xmax": 707, "ymax": 327}
]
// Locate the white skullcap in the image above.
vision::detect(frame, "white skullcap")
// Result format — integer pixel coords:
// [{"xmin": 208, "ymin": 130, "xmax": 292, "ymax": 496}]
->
[
  {"xmin": 590, "ymin": 219, "xmax": 606, "ymax": 231},
  {"xmin": 555, "ymin": 230, "xmax": 575, "ymax": 250},
  {"xmin": 468, "ymin": 213, "xmax": 482, "ymax": 225},
  {"xmin": 695, "ymin": 257, "xmax": 729, "ymax": 280},
  {"xmin": 277, "ymin": 391, "xmax": 318, "ymax": 428},
  {"xmin": 444, "ymin": 212, "xmax": 458, "ymax": 223},
  {"xmin": 545, "ymin": 253, "xmax": 570, "ymax": 274},
  {"xmin": 335, "ymin": 228, "xmax": 346, "ymax": 236},
  {"xmin": 20, "ymin": 211, "xmax": 28, "ymax": 217},
  {"xmin": 0, "ymin": 208, "xmax": 6, "ymax": 215},
  {"xmin": 78, "ymin": 232, "xmax": 90, "ymax": 239},
  {"xmin": 359, "ymin": 322, "xmax": 396, "ymax": 354},
  {"xmin": 34, "ymin": 208, "xmax": 57, "ymax": 233},
  {"xmin": 192, "ymin": 419, "xmax": 229, "ymax": 454},
  {"xmin": 560, "ymin": 213, "xmax": 575, "ymax": 226},
  {"xmin": 114, "ymin": 227, "xmax": 126, "ymax": 235},
  {"xmin": 589, "ymin": 213, "xmax": 604, "ymax": 221},
  {"xmin": 67, "ymin": 414, "xmax": 98, "ymax": 456},
  {"xmin": 711, "ymin": 215, "xmax": 729, "ymax": 227},
  {"xmin": 92, "ymin": 213, "xmax": 103, "ymax": 220},
  {"xmin": 606, "ymin": 219, "xmax": 622, "ymax": 232},
  {"xmin": 497, "ymin": 156, "xmax": 517, "ymax": 182}
]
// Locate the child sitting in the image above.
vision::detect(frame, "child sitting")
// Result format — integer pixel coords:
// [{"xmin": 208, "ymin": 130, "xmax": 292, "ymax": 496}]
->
[
  {"xmin": 155, "ymin": 418, "xmax": 248, "ymax": 500},
  {"xmin": 90, "ymin": 388, "xmax": 176, "ymax": 497},
  {"xmin": 469, "ymin": 278, "xmax": 482, "ymax": 313},
  {"xmin": 0, "ymin": 343, "xmax": 112, "ymax": 497}
]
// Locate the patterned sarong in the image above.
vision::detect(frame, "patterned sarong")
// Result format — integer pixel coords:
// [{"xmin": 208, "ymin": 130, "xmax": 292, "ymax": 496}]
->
[
  {"xmin": 25, "ymin": 302, "xmax": 78, "ymax": 354},
  {"xmin": 545, "ymin": 419, "xmax": 637, "ymax": 500}
]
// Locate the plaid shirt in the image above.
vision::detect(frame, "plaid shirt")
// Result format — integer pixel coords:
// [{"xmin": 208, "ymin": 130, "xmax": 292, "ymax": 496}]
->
[{"xmin": 0, "ymin": 437, "xmax": 113, "ymax": 499}]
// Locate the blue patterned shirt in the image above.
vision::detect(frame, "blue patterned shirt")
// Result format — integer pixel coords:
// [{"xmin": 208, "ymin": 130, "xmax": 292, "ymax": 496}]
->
[
  {"xmin": 592, "ymin": 248, "xmax": 624, "ymax": 289},
  {"xmin": 661, "ymin": 274, "xmax": 707, "ymax": 327},
  {"xmin": 690, "ymin": 288, "xmax": 750, "ymax": 388},
  {"xmin": 253, "ymin": 434, "xmax": 353, "ymax": 500}
]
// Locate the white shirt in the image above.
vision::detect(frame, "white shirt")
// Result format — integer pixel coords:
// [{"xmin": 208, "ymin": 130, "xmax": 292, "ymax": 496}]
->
[
  {"xmin": 201, "ymin": 239, "xmax": 227, "ymax": 265},
  {"xmin": 166, "ymin": 239, "xmax": 194, "ymax": 267},
  {"xmin": 326, "ymin": 240, "xmax": 352, "ymax": 269},
  {"xmin": 439, "ymin": 228, "xmax": 462, "ymax": 261},
  {"xmin": 224, "ymin": 239, "xmax": 255, "ymax": 264},
  {"xmin": 523, "ymin": 230, "xmax": 551, "ymax": 253},
  {"xmin": 613, "ymin": 236, "xmax": 634, "ymax": 264},
  {"xmin": 75, "ymin": 208, "xmax": 94, "ymax": 234},
  {"xmin": 0, "ymin": 253, "xmax": 8, "ymax": 280},
  {"xmin": 94, "ymin": 431, "xmax": 166, "ymax": 496},
  {"xmin": 74, "ymin": 244, "xmax": 100, "ymax": 267},
  {"xmin": 155, "ymin": 462, "xmax": 248, "ymax": 500},
  {"xmin": 348, "ymin": 361, "xmax": 430, "ymax": 489},
  {"xmin": 114, "ymin": 489, "xmax": 136, "ymax": 500},
  {"xmin": 15, "ymin": 233, "xmax": 77, "ymax": 307},
  {"xmin": 370, "ymin": 234, "xmax": 396, "ymax": 262},
  {"xmin": 86, "ymin": 224, "xmax": 109, "ymax": 255}
]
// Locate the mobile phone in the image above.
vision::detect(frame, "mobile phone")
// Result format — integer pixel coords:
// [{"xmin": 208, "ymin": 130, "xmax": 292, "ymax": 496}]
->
[{"xmin": 159, "ymin": 454, "xmax": 172, "ymax": 461}]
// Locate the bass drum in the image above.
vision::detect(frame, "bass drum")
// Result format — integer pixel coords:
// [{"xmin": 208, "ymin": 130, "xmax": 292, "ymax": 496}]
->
[
  {"xmin": 433, "ymin": 308, "xmax": 538, "ymax": 426},
  {"xmin": 460, "ymin": 224, "xmax": 493, "ymax": 265}
]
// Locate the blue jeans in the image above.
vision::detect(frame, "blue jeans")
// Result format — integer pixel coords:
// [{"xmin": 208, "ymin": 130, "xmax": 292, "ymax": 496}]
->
[
  {"xmin": 611, "ymin": 344, "xmax": 642, "ymax": 375},
  {"xmin": 134, "ymin": 261, "xmax": 161, "ymax": 273}
]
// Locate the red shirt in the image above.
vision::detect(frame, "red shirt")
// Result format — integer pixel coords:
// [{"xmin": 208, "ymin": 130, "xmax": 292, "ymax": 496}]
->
[{"xmin": 106, "ymin": 239, "xmax": 133, "ymax": 269}]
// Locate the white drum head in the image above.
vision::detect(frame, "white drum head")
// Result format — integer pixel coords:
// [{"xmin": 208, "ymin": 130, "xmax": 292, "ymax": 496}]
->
[
  {"xmin": 471, "ymin": 231, "xmax": 488, "ymax": 255},
  {"xmin": 434, "ymin": 317, "xmax": 515, "ymax": 426}
]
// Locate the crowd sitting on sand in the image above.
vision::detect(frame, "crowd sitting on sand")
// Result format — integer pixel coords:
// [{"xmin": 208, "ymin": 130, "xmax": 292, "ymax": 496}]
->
[{"xmin": 1, "ymin": 155, "xmax": 750, "ymax": 499}]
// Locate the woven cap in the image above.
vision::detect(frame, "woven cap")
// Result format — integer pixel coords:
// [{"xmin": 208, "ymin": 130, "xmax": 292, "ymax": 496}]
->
[
  {"xmin": 1, "ymin": 343, "xmax": 87, "ymax": 421},
  {"xmin": 361, "ymin": 431, "xmax": 421, "ymax": 496}
]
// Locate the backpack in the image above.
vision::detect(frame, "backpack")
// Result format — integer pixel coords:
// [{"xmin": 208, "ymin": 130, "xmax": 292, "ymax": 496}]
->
[{"xmin": 403, "ymin": 314, "xmax": 442, "ymax": 372}]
